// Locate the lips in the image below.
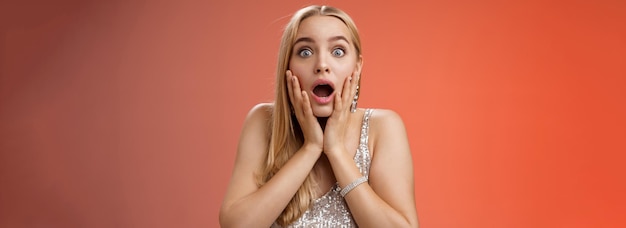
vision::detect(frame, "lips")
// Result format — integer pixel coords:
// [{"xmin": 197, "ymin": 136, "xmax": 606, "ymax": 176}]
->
[
  {"xmin": 313, "ymin": 84, "xmax": 333, "ymax": 97},
  {"xmin": 310, "ymin": 79, "xmax": 335, "ymax": 104}
]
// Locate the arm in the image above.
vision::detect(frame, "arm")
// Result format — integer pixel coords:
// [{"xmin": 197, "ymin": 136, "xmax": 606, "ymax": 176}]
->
[
  {"xmin": 326, "ymin": 109, "xmax": 419, "ymax": 228},
  {"xmin": 218, "ymin": 103, "xmax": 322, "ymax": 228}
]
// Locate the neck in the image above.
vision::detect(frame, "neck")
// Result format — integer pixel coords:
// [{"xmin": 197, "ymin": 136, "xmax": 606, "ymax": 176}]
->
[{"xmin": 317, "ymin": 117, "xmax": 328, "ymax": 131}]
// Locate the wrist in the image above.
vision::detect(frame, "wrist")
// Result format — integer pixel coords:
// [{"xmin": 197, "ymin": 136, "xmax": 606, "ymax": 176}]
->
[
  {"xmin": 340, "ymin": 176, "xmax": 368, "ymax": 197},
  {"xmin": 323, "ymin": 145, "xmax": 347, "ymax": 158},
  {"xmin": 302, "ymin": 142, "xmax": 323, "ymax": 155}
]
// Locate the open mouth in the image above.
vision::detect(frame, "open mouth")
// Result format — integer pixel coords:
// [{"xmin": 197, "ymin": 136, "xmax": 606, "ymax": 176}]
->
[{"xmin": 313, "ymin": 84, "xmax": 334, "ymax": 98}]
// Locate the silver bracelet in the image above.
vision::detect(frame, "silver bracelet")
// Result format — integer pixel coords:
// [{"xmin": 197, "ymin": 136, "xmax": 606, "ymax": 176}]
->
[{"xmin": 340, "ymin": 176, "xmax": 368, "ymax": 197}]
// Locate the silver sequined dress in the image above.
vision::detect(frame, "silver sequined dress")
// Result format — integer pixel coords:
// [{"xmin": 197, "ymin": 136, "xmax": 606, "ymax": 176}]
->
[{"xmin": 272, "ymin": 109, "xmax": 374, "ymax": 228}]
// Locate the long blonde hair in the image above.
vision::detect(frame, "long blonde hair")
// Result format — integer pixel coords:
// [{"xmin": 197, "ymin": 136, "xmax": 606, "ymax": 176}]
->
[{"xmin": 256, "ymin": 5, "xmax": 363, "ymax": 226}]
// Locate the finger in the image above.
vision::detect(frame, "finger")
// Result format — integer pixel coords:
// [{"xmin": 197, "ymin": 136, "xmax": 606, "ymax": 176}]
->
[
  {"xmin": 288, "ymin": 71, "xmax": 307, "ymax": 116},
  {"xmin": 334, "ymin": 91, "xmax": 342, "ymax": 113},
  {"xmin": 302, "ymin": 91, "xmax": 318, "ymax": 126},
  {"xmin": 302, "ymin": 91, "xmax": 313, "ymax": 116},
  {"xmin": 341, "ymin": 75, "xmax": 353, "ymax": 111},
  {"xmin": 347, "ymin": 72, "xmax": 359, "ymax": 112},
  {"xmin": 351, "ymin": 71, "xmax": 359, "ymax": 99},
  {"xmin": 292, "ymin": 74, "xmax": 305, "ymax": 114}
]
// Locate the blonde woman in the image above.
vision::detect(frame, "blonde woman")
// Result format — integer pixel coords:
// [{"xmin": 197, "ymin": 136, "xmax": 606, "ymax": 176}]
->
[{"xmin": 220, "ymin": 5, "xmax": 419, "ymax": 227}]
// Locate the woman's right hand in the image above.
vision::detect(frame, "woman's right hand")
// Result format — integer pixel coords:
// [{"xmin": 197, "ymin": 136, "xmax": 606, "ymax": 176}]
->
[{"xmin": 286, "ymin": 70, "xmax": 324, "ymax": 153}]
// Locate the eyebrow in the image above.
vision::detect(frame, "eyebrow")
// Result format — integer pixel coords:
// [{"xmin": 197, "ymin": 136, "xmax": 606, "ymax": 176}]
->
[{"xmin": 293, "ymin": 35, "xmax": 350, "ymax": 46}]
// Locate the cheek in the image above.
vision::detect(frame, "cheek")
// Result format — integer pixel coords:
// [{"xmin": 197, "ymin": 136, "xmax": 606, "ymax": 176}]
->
[
  {"xmin": 288, "ymin": 59, "xmax": 307, "ymax": 76},
  {"xmin": 335, "ymin": 63, "xmax": 356, "ymax": 79},
  {"xmin": 333, "ymin": 63, "xmax": 357, "ymax": 92},
  {"xmin": 334, "ymin": 58, "xmax": 357, "ymax": 73}
]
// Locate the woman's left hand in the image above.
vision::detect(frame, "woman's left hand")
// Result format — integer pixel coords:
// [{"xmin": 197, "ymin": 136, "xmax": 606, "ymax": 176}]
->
[{"xmin": 323, "ymin": 71, "xmax": 360, "ymax": 156}]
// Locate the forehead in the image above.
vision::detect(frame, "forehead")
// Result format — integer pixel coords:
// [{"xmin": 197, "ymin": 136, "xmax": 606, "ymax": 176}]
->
[{"xmin": 296, "ymin": 15, "xmax": 351, "ymax": 40}]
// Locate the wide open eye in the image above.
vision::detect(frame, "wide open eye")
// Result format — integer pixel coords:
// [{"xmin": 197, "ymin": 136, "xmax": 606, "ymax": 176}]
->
[
  {"xmin": 332, "ymin": 48, "xmax": 345, "ymax": 57},
  {"xmin": 298, "ymin": 48, "xmax": 313, "ymax": 57}
]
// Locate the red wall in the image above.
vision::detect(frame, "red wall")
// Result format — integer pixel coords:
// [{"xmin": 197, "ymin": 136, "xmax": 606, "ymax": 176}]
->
[{"xmin": 1, "ymin": 0, "xmax": 624, "ymax": 227}]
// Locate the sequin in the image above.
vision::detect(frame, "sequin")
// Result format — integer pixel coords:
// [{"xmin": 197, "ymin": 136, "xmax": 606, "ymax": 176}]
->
[{"xmin": 272, "ymin": 109, "xmax": 374, "ymax": 228}]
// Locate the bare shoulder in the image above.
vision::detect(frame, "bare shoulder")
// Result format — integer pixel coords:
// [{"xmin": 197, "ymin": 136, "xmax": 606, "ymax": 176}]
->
[
  {"xmin": 237, "ymin": 103, "xmax": 273, "ymax": 158},
  {"xmin": 369, "ymin": 109, "xmax": 407, "ymax": 134},
  {"xmin": 367, "ymin": 109, "xmax": 410, "ymax": 157},
  {"xmin": 241, "ymin": 103, "xmax": 273, "ymax": 132},
  {"xmin": 245, "ymin": 103, "xmax": 273, "ymax": 122}
]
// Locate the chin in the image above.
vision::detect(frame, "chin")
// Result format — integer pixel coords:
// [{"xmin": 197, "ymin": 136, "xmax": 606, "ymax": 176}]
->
[{"xmin": 312, "ymin": 106, "xmax": 333, "ymax": 117}]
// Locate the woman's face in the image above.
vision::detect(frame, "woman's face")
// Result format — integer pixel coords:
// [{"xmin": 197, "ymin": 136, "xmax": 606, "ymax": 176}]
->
[{"xmin": 289, "ymin": 15, "xmax": 362, "ymax": 117}]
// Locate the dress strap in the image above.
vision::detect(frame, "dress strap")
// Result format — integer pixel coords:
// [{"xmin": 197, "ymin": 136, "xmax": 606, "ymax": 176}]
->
[{"xmin": 359, "ymin": 109, "xmax": 374, "ymax": 147}]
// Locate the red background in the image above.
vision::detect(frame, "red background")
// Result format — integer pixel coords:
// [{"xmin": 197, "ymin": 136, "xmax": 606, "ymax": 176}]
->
[{"xmin": 1, "ymin": 0, "xmax": 625, "ymax": 227}]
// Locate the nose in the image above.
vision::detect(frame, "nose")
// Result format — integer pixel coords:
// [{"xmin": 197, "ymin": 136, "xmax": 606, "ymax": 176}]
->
[
  {"xmin": 315, "ymin": 67, "xmax": 330, "ymax": 74},
  {"xmin": 314, "ymin": 55, "xmax": 330, "ymax": 74}
]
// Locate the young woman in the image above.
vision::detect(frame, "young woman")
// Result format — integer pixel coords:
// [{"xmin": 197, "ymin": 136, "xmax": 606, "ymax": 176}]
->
[{"xmin": 219, "ymin": 5, "xmax": 419, "ymax": 227}]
